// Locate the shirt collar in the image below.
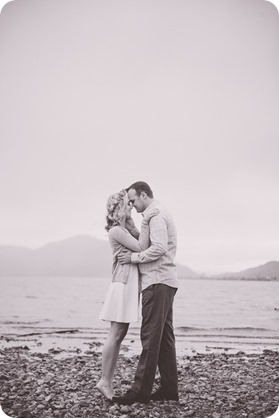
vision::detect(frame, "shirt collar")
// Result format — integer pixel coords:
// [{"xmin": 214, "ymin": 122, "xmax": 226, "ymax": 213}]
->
[{"xmin": 142, "ymin": 200, "xmax": 159, "ymax": 217}]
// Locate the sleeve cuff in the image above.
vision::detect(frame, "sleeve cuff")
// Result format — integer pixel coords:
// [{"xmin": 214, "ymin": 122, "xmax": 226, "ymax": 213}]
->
[
  {"xmin": 131, "ymin": 252, "xmax": 140, "ymax": 263},
  {"xmin": 130, "ymin": 227, "xmax": 139, "ymax": 238}
]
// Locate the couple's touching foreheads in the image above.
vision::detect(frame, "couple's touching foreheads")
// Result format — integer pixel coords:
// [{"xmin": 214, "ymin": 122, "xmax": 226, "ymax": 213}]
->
[{"xmin": 96, "ymin": 181, "xmax": 179, "ymax": 405}]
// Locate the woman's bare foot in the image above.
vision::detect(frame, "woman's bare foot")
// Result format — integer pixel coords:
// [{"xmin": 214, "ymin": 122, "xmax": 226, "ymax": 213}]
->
[{"xmin": 95, "ymin": 380, "xmax": 114, "ymax": 400}]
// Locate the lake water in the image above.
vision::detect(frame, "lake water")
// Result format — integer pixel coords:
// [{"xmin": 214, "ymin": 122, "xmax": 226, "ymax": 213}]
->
[{"xmin": 1, "ymin": 276, "xmax": 279, "ymax": 356}]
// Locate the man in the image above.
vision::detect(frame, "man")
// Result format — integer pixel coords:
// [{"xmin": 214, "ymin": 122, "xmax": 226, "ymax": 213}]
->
[{"xmin": 113, "ymin": 181, "xmax": 179, "ymax": 405}]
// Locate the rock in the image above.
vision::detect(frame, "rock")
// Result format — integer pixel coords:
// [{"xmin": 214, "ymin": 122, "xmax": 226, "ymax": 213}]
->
[
  {"xmin": 184, "ymin": 411, "xmax": 195, "ymax": 417},
  {"xmin": 121, "ymin": 379, "xmax": 130, "ymax": 385},
  {"xmin": 1, "ymin": 346, "xmax": 278, "ymax": 418},
  {"xmin": 18, "ymin": 412, "xmax": 34, "ymax": 418},
  {"xmin": 120, "ymin": 405, "xmax": 131, "ymax": 414},
  {"xmin": 48, "ymin": 348, "xmax": 63, "ymax": 354},
  {"xmin": 12, "ymin": 403, "xmax": 22, "ymax": 410},
  {"xmin": 263, "ymin": 349, "xmax": 275, "ymax": 355},
  {"xmin": 37, "ymin": 378, "xmax": 45, "ymax": 385},
  {"xmin": 53, "ymin": 403, "xmax": 66, "ymax": 409},
  {"xmin": 109, "ymin": 405, "xmax": 119, "ymax": 413},
  {"xmin": 163, "ymin": 405, "xmax": 173, "ymax": 413}
]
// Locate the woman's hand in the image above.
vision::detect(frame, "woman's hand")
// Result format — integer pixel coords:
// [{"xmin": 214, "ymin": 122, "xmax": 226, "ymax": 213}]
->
[{"xmin": 125, "ymin": 216, "xmax": 136, "ymax": 232}]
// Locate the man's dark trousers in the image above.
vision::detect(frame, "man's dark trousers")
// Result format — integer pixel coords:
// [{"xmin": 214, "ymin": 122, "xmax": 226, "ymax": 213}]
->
[{"xmin": 131, "ymin": 283, "xmax": 178, "ymax": 396}]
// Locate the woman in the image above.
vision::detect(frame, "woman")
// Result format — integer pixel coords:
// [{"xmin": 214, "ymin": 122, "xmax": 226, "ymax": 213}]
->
[{"xmin": 96, "ymin": 189, "xmax": 157, "ymax": 400}]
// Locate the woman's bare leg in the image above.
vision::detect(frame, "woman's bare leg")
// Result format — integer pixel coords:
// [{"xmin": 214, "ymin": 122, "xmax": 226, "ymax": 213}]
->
[{"xmin": 96, "ymin": 321, "xmax": 129, "ymax": 399}]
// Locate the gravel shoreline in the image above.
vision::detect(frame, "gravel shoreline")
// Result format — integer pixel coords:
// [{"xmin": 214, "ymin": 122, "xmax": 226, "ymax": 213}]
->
[{"xmin": 0, "ymin": 345, "xmax": 278, "ymax": 418}]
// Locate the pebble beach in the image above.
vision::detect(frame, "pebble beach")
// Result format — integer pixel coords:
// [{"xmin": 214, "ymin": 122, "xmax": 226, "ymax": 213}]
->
[{"xmin": 1, "ymin": 342, "xmax": 279, "ymax": 418}]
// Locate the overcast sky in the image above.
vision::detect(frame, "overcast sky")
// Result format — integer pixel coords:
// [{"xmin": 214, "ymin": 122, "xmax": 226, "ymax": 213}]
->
[{"xmin": 0, "ymin": 0, "xmax": 279, "ymax": 274}]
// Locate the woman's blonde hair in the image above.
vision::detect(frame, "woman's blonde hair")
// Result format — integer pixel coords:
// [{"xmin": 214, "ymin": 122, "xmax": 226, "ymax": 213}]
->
[{"xmin": 105, "ymin": 189, "xmax": 127, "ymax": 232}]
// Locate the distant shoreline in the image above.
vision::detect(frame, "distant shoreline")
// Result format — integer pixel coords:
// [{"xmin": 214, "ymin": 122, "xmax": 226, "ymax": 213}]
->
[
  {"xmin": 1, "ymin": 275, "xmax": 279, "ymax": 281},
  {"xmin": 179, "ymin": 276, "xmax": 279, "ymax": 281}
]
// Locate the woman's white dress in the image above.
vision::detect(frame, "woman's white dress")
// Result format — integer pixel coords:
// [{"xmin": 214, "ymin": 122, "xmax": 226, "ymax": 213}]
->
[
  {"xmin": 99, "ymin": 223, "xmax": 151, "ymax": 324},
  {"xmin": 99, "ymin": 263, "xmax": 140, "ymax": 323}
]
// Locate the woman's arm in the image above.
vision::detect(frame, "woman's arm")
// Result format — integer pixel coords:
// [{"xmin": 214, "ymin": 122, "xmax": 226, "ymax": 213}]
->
[
  {"xmin": 110, "ymin": 209, "xmax": 159, "ymax": 252},
  {"xmin": 125, "ymin": 217, "xmax": 139, "ymax": 239},
  {"xmin": 109, "ymin": 226, "xmax": 149, "ymax": 252}
]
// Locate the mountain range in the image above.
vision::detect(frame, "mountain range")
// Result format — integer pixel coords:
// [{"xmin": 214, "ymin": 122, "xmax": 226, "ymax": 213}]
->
[
  {"xmin": 213, "ymin": 260, "xmax": 279, "ymax": 280},
  {"xmin": 0, "ymin": 235, "xmax": 278, "ymax": 280}
]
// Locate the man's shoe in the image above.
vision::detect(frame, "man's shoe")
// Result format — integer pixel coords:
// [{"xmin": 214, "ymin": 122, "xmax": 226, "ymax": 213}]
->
[
  {"xmin": 150, "ymin": 387, "xmax": 179, "ymax": 401},
  {"xmin": 112, "ymin": 389, "xmax": 150, "ymax": 405}
]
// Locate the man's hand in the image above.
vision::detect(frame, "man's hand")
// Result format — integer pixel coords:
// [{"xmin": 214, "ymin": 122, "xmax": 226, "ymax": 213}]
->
[{"xmin": 118, "ymin": 249, "xmax": 132, "ymax": 264}]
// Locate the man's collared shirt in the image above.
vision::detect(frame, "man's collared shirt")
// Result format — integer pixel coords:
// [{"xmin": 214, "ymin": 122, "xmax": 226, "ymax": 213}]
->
[{"xmin": 131, "ymin": 200, "xmax": 179, "ymax": 291}]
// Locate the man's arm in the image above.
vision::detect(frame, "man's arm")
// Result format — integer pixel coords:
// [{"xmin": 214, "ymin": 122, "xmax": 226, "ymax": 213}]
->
[
  {"xmin": 132, "ymin": 215, "xmax": 167, "ymax": 263},
  {"xmin": 118, "ymin": 215, "xmax": 167, "ymax": 265}
]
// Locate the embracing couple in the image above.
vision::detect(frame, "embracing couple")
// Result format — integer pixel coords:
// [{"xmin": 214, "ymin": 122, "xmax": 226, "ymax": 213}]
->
[{"xmin": 96, "ymin": 181, "xmax": 179, "ymax": 405}]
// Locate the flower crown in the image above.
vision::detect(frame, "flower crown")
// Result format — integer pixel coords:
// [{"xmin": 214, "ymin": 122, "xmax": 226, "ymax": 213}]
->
[{"xmin": 107, "ymin": 189, "xmax": 126, "ymax": 215}]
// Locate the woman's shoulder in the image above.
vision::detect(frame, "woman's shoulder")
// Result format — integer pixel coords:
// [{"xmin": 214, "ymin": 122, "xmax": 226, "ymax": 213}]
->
[{"xmin": 109, "ymin": 225, "xmax": 127, "ymax": 239}]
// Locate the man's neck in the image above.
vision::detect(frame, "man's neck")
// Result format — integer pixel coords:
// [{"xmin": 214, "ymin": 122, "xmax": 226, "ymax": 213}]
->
[
  {"xmin": 144, "ymin": 198, "xmax": 154, "ymax": 209},
  {"xmin": 142, "ymin": 199, "xmax": 156, "ymax": 213}
]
